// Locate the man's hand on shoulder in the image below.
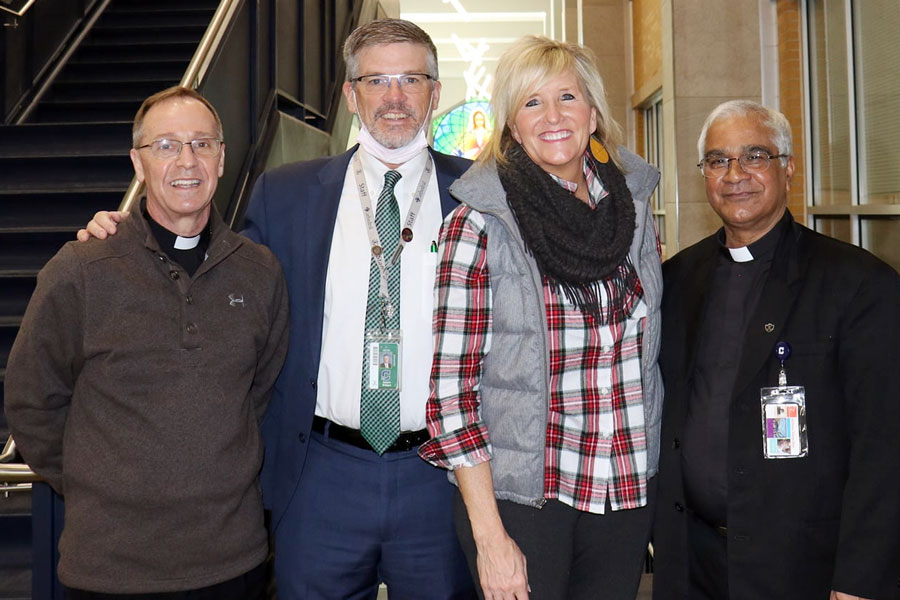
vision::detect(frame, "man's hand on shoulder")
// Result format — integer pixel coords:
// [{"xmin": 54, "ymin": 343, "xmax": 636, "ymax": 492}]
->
[{"xmin": 76, "ymin": 211, "xmax": 129, "ymax": 242}]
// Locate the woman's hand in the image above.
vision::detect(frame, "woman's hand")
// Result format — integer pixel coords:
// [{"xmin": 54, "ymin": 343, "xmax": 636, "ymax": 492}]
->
[
  {"xmin": 456, "ymin": 462, "xmax": 531, "ymax": 599},
  {"xmin": 475, "ymin": 530, "xmax": 530, "ymax": 600}
]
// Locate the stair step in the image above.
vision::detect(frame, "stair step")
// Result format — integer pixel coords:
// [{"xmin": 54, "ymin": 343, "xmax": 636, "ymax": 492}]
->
[
  {"xmin": 0, "ymin": 123, "xmax": 132, "ymax": 158},
  {"xmin": 98, "ymin": 9, "xmax": 214, "ymax": 28},
  {"xmin": 76, "ymin": 41, "xmax": 196, "ymax": 62},
  {"xmin": 0, "ymin": 231, "xmax": 73, "ymax": 274},
  {"xmin": 59, "ymin": 60, "xmax": 185, "ymax": 82},
  {"xmin": 29, "ymin": 101, "xmax": 146, "ymax": 124},
  {"xmin": 107, "ymin": 0, "xmax": 219, "ymax": 11},
  {"xmin": 0, "ymin": 191, "xmax": 123, "ymax": 230},
  {"xmin": 70, "ymin": 54, "xmax": 192, "ymax": 67},
  {"xmin": 0, "ymin": 277, "xmax": 36, "ymax": 341},
  {"xmin": 88, "ymin": 26, "xmax": 206, "ymax": 45},
  {"xmin": 47, "ymin": 80, "xmax": 176, "ymax": 102},
  {"xmin": 0, "ymin": 156, "xmax": 133, "ymax": 192}
]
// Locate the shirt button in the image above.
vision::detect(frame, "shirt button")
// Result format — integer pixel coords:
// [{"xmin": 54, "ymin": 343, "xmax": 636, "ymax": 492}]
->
[
  {"xmin": 310, "ymin": 379, "xmax": 317, "ymax": 389},
  {"xmin": 602, "ymin": 345, "xmax": 611, "ymax": 352},
  {"xmin": 169, "ymin": 270, "xmax": 179, "ymax": 280},
  {"xmin": 672, "ymin": 438, "xmax": 680, "ymax": 449},
  {"xmin": 298, "ymin": 433, "xmax": 306, "ymax": 443},
  {"xmin": 185, "ymin": 295, "xmax": 193, "ymax": 305},
  {"xmin": 600, "ymin": 387, "xmax": 610, "ymax": 395},
  {"xmin": 674, "ymin": 502, "xmax": 684, "ymax": 512},
  {"xmin": 186, "ymin": 323, "xmax": 198, "ymax": 334}
]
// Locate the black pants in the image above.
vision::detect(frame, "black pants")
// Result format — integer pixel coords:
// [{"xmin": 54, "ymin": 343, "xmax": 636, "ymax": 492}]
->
[
  {"xmin": 64, "ymin": 562, "xmax": 266, "ymax": 600},
  {"xmin": 686, "ymin": 511, "xmax": 728, "ymax": 599},
  {"xmin": 454, "ymin": 477, "xmax": 656, "ymax": 600}
]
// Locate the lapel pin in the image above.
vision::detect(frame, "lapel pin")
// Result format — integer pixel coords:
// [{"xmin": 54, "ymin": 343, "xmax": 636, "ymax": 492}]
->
[{"xmin": 764, "ymin": 323, "xmax": 775, "ymax": 333}]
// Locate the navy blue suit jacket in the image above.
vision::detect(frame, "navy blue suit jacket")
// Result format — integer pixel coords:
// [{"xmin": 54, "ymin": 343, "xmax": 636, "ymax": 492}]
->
[{"xmin": 243, "ymin": 146, "xmax": 471, "ymax": 530}]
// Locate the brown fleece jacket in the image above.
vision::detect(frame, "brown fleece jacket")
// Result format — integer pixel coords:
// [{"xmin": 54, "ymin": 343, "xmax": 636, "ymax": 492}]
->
[{"xmin": 4, "ymin": 209, "xmax": 289, "ymax": 593}]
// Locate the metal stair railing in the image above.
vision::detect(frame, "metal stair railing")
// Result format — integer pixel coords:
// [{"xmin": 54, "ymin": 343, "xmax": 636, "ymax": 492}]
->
[
  {"xmin": 0, "ymin": 0, "xmax": 36, "ymax": 18},
  {"xmin": 0, "ymin": 434, "xmax": 39, "ymax": 489}
]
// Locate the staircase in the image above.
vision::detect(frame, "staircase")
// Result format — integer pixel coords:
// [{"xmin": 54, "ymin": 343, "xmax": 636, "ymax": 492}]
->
[{"xmin": 0, "ymin": 1, "xmax": 218, "ymax": 596}]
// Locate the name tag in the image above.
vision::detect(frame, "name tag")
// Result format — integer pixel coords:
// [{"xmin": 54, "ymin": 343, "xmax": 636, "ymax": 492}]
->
[
  {"xmin": 760, "ymin": 386, "xmax": 808, "ymax": 459},
  {"xmin": 365, "ymin": 329, "xmax": 402, "ymax": 391}
]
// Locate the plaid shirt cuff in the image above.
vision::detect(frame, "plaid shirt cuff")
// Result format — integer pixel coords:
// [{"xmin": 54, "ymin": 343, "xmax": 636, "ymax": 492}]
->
[{"xmin": 419, "ymin": 421, "xmax": 493, "ymax": 469}]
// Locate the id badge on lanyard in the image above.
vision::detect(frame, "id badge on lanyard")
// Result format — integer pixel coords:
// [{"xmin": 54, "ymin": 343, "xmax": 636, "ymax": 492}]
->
[
  {"xmin": 760, "ymin": 341, "xmax": 808, "ymax": 459},
  {"xmin": 353, "ymin": 152, "xmax": 433, "ymax": 393},
  {"xmin": 365, "ymin": 330, "xmax": 402, "ymax": 391}
]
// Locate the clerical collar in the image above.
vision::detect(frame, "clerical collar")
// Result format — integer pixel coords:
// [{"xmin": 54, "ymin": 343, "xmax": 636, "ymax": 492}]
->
[
  {"xmin": 174, "ymin": 233, "xmax": 201, "ymax": 249},
  {"xmin": 143, "ymin": 206, "xmax": 211, "ymax": 277},
  {"xmin": 717, "ymin": 211, "xmax": 790, "ymax": 263}
]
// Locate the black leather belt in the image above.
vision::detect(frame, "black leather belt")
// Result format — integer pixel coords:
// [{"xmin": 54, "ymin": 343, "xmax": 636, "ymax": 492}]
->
[{"xmin": 312, "ymin": 416, "xmax": 430, "ymax": 453}]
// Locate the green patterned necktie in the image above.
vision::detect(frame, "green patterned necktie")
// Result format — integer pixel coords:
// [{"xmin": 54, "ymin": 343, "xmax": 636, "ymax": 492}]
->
[{"xmin": 360, "ymin": 169, "xmax": 402, "ymax": 454}]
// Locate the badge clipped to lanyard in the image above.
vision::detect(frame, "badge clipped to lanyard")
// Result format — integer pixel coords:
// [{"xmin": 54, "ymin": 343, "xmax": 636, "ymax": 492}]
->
[
  {"xmin": 760, "ymin": 341, "xmax": 808, "ymax": 459},
  {"xmin": 365, "ymin": 330, "xmax": 402, "ymax": 392},
  {"xmin": 354, "ymin": 152, "xmax": 433, "ymax": 393}
]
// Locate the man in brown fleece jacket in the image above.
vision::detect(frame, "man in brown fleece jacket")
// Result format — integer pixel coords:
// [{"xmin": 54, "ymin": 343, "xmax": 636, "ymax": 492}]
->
[{"xmin": 4, "ymin": 87, "xmax": 289, "ymax": 599}]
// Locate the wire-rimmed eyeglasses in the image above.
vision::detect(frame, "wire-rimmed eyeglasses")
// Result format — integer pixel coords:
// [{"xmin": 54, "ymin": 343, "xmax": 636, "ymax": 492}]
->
[
  {"xmin": 350, "ymin": 73, "xmax": 434, "ymax": 95},
  {"xmin": 698, "ymin": 152, "xmax": 789, "ymax": 178},
  {"xmin": 135, "ymin": 138, "xmax": 224, "ymax": 160}
]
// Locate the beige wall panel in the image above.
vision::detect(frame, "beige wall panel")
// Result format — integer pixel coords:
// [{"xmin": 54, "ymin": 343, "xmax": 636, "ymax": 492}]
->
[
  {"xmin": 582, "ymin": 1, "xmax": 629, "ymax": 135},
  {"xmin": 585, "ymin": 5, "xmax": 626, "ymax": 56},
  {"xmin": 632, "ymin": 0, "xmax": 662, "ymax": 101},
  {"xmin": 677, "ymin": 200, "xmax": 724, "ymax": 248},
  {"xmin": 671, "ymin": 1, "xmax": 761, "ymax": 98},
  {"xmin": 663, "ymin": 0, "xmax": 763, "ymax": 252}
]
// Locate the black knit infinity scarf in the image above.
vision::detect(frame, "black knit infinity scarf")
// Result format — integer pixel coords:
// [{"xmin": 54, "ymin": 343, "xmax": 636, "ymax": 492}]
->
[{"xmin": 497, "ymin": 139, "xmax": 639, "ymax": 323}]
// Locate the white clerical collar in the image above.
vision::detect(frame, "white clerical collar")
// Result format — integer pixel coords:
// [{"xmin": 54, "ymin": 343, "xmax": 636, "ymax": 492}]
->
[
  {"xmin": 727, "ymin": 246, "xmax": 754, "ymax": 263},
  {"xmin": 174, "ymin": 234, "xmax": 201, "ymax": 250}
]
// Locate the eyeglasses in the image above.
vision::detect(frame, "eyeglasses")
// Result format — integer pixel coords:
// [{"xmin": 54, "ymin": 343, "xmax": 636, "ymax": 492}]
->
[
  {"xmin": 135, "ymin": 138, "xmax": 223, "ymax": 160},
  {"xmin": 351, "ymin": 73, "xmax": 434, "ymax": 95},
  {"xmin": 698, "ymin": 151, "xmax": 789, "ymax": 178}
]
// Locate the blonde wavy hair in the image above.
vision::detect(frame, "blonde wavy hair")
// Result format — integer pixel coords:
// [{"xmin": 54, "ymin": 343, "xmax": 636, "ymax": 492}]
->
[{"xmin": 483, "ymin": 36, "xmax": 623, "ymax": 169}]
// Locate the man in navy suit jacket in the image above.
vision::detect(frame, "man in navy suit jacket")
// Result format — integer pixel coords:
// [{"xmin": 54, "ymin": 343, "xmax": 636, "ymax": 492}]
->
[
  {"xmin": 79, "ymin": 18, "xmax": 475, "ymax": 600},
  {"xmin": 241, "ymin": 19, "xmax": 474, "ymax": 600}
]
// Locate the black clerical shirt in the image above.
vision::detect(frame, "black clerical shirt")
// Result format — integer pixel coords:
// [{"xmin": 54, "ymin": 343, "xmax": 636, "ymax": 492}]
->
[
  {"xmin": 144, "ymin": 207, "xmax": 210, "ymax": 277},
  {"xmin": 681, "ymin": 213, "xmax": 789, "ymax": 526}
]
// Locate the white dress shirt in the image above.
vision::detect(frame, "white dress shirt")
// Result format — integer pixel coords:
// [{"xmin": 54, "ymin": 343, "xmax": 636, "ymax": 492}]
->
[{"xmin": 315, "ymin": 147, "xmax": 442, "ymax": 431}]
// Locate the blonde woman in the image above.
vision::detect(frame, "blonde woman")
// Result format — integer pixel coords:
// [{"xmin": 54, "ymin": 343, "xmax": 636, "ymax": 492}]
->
[{"xmin": 420, "ymin": 36, "xmax": 663, "ymax": 600}]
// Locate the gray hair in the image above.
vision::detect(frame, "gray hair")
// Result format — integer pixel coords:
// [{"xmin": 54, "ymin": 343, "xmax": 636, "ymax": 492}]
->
[
  {"xmin": 343, "ymin": 18, "xmax": 438, "ymax": 81},
  {"xmin": 697, "ymin": 100, "xmax": 792, "ymax": 161}
]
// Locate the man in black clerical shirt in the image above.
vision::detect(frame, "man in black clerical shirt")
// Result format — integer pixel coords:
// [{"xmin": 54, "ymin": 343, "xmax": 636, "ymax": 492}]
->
[
  {"xmin": 652, "ymin": 100, "xmax": 900, "ymax": 600},
  {"xmin": 4, "ymin": 87, "xmax": 289, "ymax": 599}
]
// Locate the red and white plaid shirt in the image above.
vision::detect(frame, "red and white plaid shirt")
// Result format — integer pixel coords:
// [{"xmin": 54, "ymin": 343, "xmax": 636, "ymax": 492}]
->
[{"xmin": 420, "ymin": 155, "xmax": 650, "ymax": 514}]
